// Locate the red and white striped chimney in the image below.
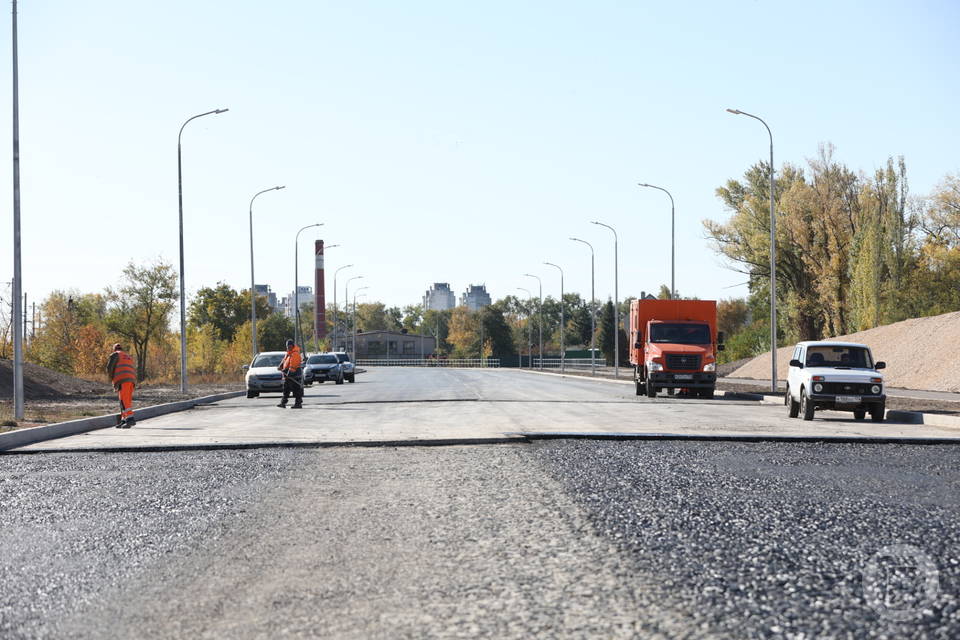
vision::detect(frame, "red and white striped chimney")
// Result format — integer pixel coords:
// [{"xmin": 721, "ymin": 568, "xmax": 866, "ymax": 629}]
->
[{"xmin": 314, "ymin": 240, "xmax": 326, "ymax": 345}]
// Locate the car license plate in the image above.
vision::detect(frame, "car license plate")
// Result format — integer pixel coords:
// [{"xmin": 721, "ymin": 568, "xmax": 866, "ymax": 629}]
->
[
  {"xmin": 836, "ymin": 395, "xmax": 861, "ymax": 404},
  {"xmin": 674, "ymin": 374, "xmax": 693, "ymax": 380}
]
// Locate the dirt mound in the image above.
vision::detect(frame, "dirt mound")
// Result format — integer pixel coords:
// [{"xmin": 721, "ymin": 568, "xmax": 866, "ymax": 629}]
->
[
  {"xmin": 0, "ymin": 359, "xmax": 111, "ymax": 400},
  {"xmin": 729, "ymin": 310, "xmax": 960, "ymax": 391}
]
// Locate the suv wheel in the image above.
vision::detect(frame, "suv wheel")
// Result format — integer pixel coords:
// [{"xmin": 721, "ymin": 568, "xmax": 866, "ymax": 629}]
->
[
  {"xmin": 853, "ymin": 409, "xmax": 866, "ymax": 420},
  {"xmin": 800, "ymin": 388, "xmax": 815, "ymax": 421},
  {"xmin": 786, "ymin": 386, "xmax": 800, "ymax": 418},
  {"xmin": 348, "ymin": 373, "xmax": 355, "ymax": 383},
  {"xmin": 870, "ymin": 404, "xmax": 885, "ymax": 422},
  {"xmin": 246, "ymin": 390, "xmax": 259, "ymax": 399}
]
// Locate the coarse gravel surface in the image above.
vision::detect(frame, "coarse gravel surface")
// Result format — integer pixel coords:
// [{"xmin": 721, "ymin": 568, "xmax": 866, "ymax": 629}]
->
[{"xmin": 1, "ymin": 442, "xmax": 958, "ymax": 638}]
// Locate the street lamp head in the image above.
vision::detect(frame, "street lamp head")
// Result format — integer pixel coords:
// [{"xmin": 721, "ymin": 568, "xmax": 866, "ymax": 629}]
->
[
  {"xmin": 325, "ymin": 244, "xmax": 340, "ymax": 249},
  {"xmin": 274, "ymin": 185, "xmax": 286, "ymax": 191},
  {"xmin": 569, "ymin": 237, "xmax": 579, "ymax": 242},
  {"xmin": 726, "ymin": 108, "xmax": 741, "ymax": 115},
  {"xmin": 215, "ymin": 108, "xmax": 229, "ymax": 114},
  {"xmin": 637, "ymin": 183, "xmax": 650, "ymax": 187}
]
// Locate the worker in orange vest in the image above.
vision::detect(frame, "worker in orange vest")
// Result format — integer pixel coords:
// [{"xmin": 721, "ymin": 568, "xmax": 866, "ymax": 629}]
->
[
  {"xmin": 277, "ymin": 338, "xmax": 304, "ymax": 409},
  {"xmin": 106, "ymin": 343, "xmax": 137, "ymax": 428}
]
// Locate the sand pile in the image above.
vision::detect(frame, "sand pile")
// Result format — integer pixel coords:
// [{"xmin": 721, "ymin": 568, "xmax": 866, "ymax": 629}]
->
[
  {"xmin": 729, "ymin": 310, "xmax": 960, "ymax": 392},
  {"xmin": 0, "ymin": 359, "xmax": 111, "ymax": 399}
]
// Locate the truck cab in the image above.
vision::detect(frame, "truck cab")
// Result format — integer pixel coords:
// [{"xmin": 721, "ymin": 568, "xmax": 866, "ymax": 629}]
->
[{"xmin": 630, "ymin": 299, "xmax": 723, "ymax": 399}]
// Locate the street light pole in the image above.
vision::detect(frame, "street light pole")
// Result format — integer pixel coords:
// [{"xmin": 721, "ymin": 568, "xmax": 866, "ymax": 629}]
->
[
  {"xmin": 248, "ymin": 185, "xmax": 285, "ymax": 358},
  {"xmin": 637, "ymin": 184, "xmax": 675, "ymax": 299},
  {"xmin": 570, "ymin": 237, "xmax": 596, "ymax": 375},
  {"xmin": 727, "ymin": 108, "xmax": 777, "ymax": 393},
  {"xmin": 178, "ymin": 107, "xmax": 228, "ymax": 393},
  {"xmin": 333, "ymin": 263, "xmax": 353, "ymax": 351},
  {"xmin": 11, "ymin": 0, "xmax": 23, "ymax": 419},
  {"xmin": 523, "ymin": 273, "xmax": 542, "ymax": 369},
  {"xmin": 517, "ymin": 287, "xmax": 533, "ymax": 369},
  {"xmin": 294, "ymin": 223, "xmax": 322, "ymax": 354},
  {"xmin": 353, "ymin": 289, "xmax": 369, "ymax": 359},
  {"xmin": 544, "ymin": 262, "xmax": 564, "ymax": 374},
  {"xmin": 345, "ymin": 275, "xmax": 363, "ymax": 352},
  {"xmin": 591, "ymin": 221, "xmax": 619, "ymax": 378}
]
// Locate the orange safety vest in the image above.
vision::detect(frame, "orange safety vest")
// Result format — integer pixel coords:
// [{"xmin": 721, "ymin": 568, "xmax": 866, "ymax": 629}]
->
[
  {"xmin": 112, "ymin": 350, "xmax": 137, "ymax": 387},
  {"xmin": 281, "ymin": 345, "xmax": 302, "ymax": 371}
]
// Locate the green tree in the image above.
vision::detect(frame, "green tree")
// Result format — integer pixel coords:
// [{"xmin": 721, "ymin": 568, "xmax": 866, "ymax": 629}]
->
[
  {"xmin": 481, "ymin": 304, "xmax": 516, "ymax": 359},
  {"xmin": 189, "ymin": 282, "xmax": 247, "ymax": 342},
  {"xmin": 354, "ymin": 302, "xmax": 401, "ymax": 332},
  {"xmin": 104, "ymin": 260, "xmax": 178, "ymax": 382},
  {"xmin": 717, "ymin": 298, "xmax": 750, "ymax": 337},
  {"xmin": 598, "ymin": 300, "xmax": 616, "ymax": 365},
  {"xmin": 257, "ymin": 312, "xmax": 296, "ymax": 352}
]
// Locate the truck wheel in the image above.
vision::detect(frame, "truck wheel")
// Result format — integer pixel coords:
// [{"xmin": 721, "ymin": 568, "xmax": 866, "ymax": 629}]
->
[
  {"xmin": 786, "ymin": 386, "xmax": 799, "ymax": 417},
  {"xmin": 699, "ymin": 388, "xmax": 714, "ymax": 400},
  {"xmin": 870, "ymin": 404, "xmax": 885, "ymax": 422},
  {"xmin": 646, "ymin": 382, "xmax": 656, "ymax": 398},
  {"xmin": 800, "ymin": 390, "xmax": 814, "ymax": 421},
  {"xmin": 853, "ymin": 409, "xmax": 866, "ymax": 420},
  {"xmin": 635, "ymin": 380, "xmax": 644, "ymax": 396}
]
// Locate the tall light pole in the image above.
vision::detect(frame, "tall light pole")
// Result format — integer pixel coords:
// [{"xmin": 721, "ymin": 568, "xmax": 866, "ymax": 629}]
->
[
  {"xmin": 248, "ymin": 185, "xmax": 285, "ymax": 358},
  {"xmin": 10, "ymin": 0, "xmax": 23, "ymax": 419},
  {"xmin": 637, "ymin": 184, "xmax": 675, "ymax": 299},
  {"xmin": 543, "ymin": 262, "xmax": 564, "ymax": 373},
  {"xmin": 353, "ymin": 288, "xmax": 369, "ymax": 358},
  {"xmin": 345, "ymin": 275, "xmax": 363, "ymax": 351},
  {"xmin": 570, "ymin": 237, "xmax": 596, "ymax": 375},
  {"xmin": 727, "ymin": 108, "xmax": 777, "ymax": 392},
  {"xmin": 333, "ymin": 263, "xmax": 353, "ymax": 351},
  {"xmin": 294, "ymin": 223, "xmax": 322, "ymax": 353},
  {"xmin": 523, "ymin": 273, "xmax": 542, "ymax": 369},
  {"xmin": 517, "ymin": 287, "xmax": 533, "ymax": 369},
  {"xmin": 177, "ymin": 107, "xmax": 228, "ymax": 393},
  {"xmin": 591, "ymin": 221, "xmax": 619, "ymax": 378}
]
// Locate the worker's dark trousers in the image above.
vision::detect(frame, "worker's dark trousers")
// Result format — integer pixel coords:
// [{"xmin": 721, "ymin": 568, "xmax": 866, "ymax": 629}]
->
[{"xmin": 281, "ymin": 374, "xmax": 303, "ymax": 406}]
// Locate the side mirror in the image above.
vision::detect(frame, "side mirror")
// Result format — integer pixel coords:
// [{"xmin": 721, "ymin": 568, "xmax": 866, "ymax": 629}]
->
[
  {"xmin": 717, "ymin": 331, "xmax": 725, "ymax": 344},
  {"xmin": 789, "ymin": 359, "xmax": 802, "ymax": 368},
  {"xmin": 242, "ymin": 364, "xmax": 249, "ymax": 371},
  {"xmin": 875, "ymin": 361, "xmax": 886, "ymax": 370},
  {"xmin": 717, "ymin": 344, "xmax": 725, "ymax": 351}
]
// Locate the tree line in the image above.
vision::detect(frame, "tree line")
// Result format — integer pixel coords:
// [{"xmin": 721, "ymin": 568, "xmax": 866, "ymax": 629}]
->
[{"xmin": 708, "ymin": 144, "xmax": 959, "ymax": 361}]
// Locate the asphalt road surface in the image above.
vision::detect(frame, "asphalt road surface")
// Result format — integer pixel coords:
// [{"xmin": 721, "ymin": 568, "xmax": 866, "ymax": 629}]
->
[{"xmin": 2, "ymin": 369, "xmax": 958, "ymax": 638}]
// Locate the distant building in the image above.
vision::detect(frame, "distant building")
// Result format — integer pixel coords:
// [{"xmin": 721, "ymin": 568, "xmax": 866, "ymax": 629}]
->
[
  {"xmin": 461, "ymin": 284, "xmax": 491, "ymax": 311},
  {"xmin": 253, "ymin": 284, "xmax": 279, "ymax": 311},
  {"xmin": 423, "ymin": 282, "xmax": 456, "ymax": 311},
  {"xmin": 281, "ymin": 286, "xmax": 313, "ymax": 317},
  {"xmin": 352, "ymin": 330, "xmax": 436, "ymax": 359}
]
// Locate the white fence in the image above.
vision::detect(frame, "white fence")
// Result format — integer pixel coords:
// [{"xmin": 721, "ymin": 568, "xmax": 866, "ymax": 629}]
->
[
  {"xmin": 534, "ymin": 358, "xmax": 606, "ymax": 369},
  {"xmin": 357, "ymin": 358, "xmax": 500, "ymax": 368}
]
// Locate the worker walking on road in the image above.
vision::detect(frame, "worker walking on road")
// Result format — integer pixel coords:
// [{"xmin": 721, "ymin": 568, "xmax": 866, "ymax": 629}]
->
[
  {"xmin": 278, "ymin": 338, "xmax": 304, "ymax": 409},
  {"xmin": 106, "ymin": 343, "xmax": 137, "ymax": 428}
]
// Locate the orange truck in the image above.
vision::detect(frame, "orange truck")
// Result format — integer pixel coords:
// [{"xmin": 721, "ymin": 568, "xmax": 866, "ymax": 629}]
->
[{"xmin": 629, "ymin": 299, "xmax": 724, "ymax": 398}]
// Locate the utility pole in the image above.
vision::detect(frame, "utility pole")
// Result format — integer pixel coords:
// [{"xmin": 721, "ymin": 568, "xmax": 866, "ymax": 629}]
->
[{"xmin": 11, "ymin": 0, "xmax": 24, "ymax": 420}]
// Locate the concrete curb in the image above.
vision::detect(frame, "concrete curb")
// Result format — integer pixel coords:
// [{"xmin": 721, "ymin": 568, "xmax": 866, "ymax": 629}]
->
[
  {"xmin": 887, "ymin": 410, "xmax": 960, "ymax": 429},
  {"xmin": 0, "ymin": 391, "xmax": 245, "ymax": 452},
  {"xmin": 518, "ymin": 432, "xmax": 960, "ymax": 445}
]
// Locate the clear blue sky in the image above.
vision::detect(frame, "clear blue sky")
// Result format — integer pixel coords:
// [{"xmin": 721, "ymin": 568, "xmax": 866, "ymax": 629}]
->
[{"xmin": 1, "ymin": 0, "xmax": 958, "ymax": 312}]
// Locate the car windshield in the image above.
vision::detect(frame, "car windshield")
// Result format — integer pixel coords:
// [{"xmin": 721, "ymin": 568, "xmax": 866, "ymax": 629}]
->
[
  {"xmin": 335, "ymin": 353, "xmax": 350, "ymax": 363},
  {"xmin": 252, "ymin": 354, "xmax": 284, "ymax": 367},
  {"xmin": 649, "ymin": 323, "xmax": 711, "ymax": 345},
  {"xmin": 805, "ymin": 346, "xmax": 873, "ymax": 368},
  {"xmin": 308, "ymin": 355, "xmax": 338, "ymax": 364}
]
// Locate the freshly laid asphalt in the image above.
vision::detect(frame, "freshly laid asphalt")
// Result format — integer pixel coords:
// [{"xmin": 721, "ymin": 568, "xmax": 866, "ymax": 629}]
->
[
  {"xmin": 2, "ymin": 369, "xmax": 958, "ymax": 638},
  {"xmin": 10, "ymin": 368, "xmax": 960, "ymax": 452},
  {"xmin": 1, "ymin": 443, "xmax": 957, "ymax": 638}
]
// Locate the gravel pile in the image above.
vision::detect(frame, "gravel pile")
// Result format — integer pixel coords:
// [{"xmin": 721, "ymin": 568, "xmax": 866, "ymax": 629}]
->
[{"xmin": 730, "ymin": 310, "xmax": 960, "ymax": 391}]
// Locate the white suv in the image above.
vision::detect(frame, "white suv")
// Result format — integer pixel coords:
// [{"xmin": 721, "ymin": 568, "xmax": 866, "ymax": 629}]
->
[{"xmin": 786, "ymin": 341, "xmax": 886, "ymax": 421}]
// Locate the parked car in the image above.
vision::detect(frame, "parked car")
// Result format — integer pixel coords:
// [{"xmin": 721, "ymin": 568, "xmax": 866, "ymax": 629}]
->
[
  {"xmin": 305, "ymin": 353, "xmax": 344, "ymax": 385},
  {"xmin": 333, "ymin": 351, "xmax": 356, "ymax": 383},
  {"xmin": 243, "ymin": 351, "xmax": 287, "ymax": 398},
  {"xmin": 785, "ymin": 341, "xmax": 886, "ymax": 421}
]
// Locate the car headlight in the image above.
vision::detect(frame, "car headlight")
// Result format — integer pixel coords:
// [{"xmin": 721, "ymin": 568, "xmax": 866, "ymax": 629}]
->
[
  {"xmin": 703, "ymin": 362, "xmax": 716, "ymax": 372},
  {"xmin": 871, "ymin": 385, "xmax": 880, "ymax": 394},
  {"xmin": 813, "ymin": 383, "xmax": 823, "ymax": 393},
  {"xmin": 647, "ymin": 361, "xmax": 662, "ymax": 372}
]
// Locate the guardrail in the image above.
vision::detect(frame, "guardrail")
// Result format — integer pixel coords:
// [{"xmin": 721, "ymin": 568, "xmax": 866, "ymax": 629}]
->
[
  {"xmin": 357, "ymin": 359, "xmax": 500, "ymax": 368},
  {"xmin": 534, "ymin": 358, "xmax": 607, "ymax": 369}
]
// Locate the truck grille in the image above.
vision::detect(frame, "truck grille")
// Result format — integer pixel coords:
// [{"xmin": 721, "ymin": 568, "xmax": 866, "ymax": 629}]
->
[
  {"xmin": 665, "ymin": 354, "xmax": 701, "ymax": 370},
  {"xmin": 821, "ymin": 382, "xmax": 879, "ymax": 395}
]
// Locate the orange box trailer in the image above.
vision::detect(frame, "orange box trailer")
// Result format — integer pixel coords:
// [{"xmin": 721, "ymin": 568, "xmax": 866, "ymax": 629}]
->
[{"xmin": 629, "ymin": 299, "xmax": 723, "ymax": 398}]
